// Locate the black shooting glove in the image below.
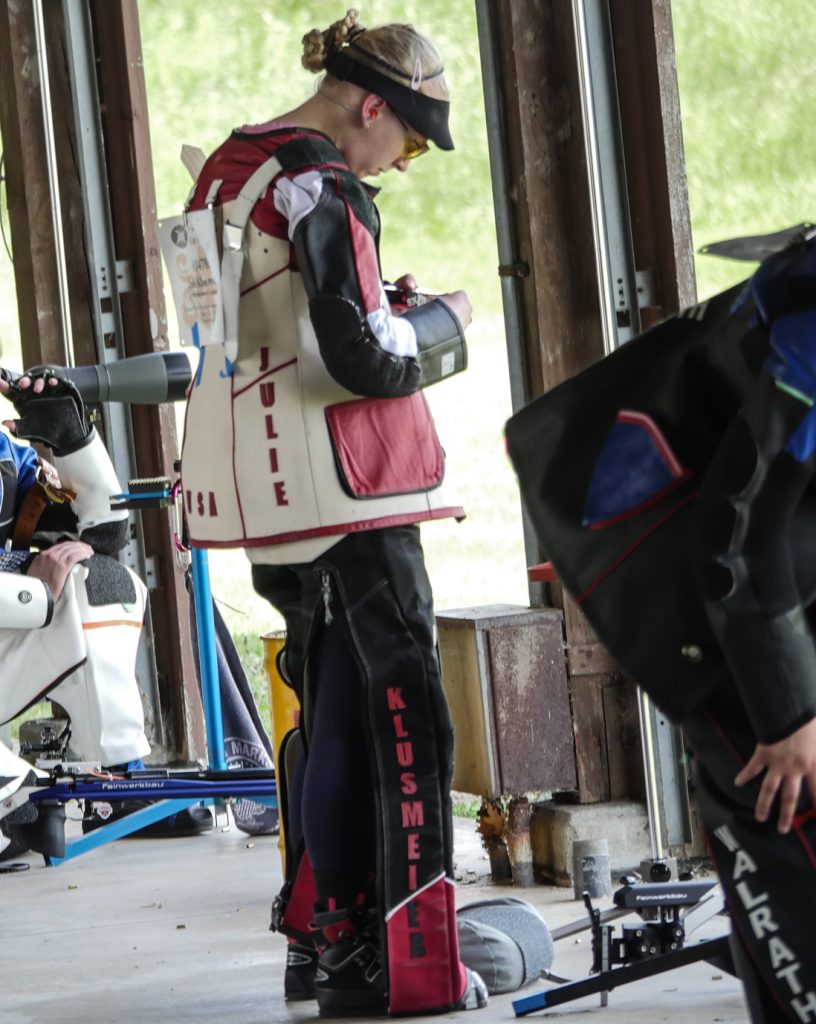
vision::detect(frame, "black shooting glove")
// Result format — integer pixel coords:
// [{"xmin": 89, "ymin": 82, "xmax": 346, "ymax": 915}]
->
[{"xmin": 0, "ymin": 366, "xmax": 91, "ymax": 454}]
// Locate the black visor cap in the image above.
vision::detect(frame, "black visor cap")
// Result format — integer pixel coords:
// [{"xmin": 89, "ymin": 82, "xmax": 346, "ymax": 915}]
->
[{"xmin": 325, "ymin": 50, "xmax": 454, "ymax": 151}]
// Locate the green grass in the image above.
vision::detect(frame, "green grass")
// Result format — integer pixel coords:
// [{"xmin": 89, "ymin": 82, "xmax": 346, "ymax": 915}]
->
[
  {"xmin": 671, "ymin": 0, "xmax": 816, "ymax": 298},
  {"xmin": 451, "ymin": 794, "xmax": 482, "ymax": 819},
  {"xmin": 7, "ymin": 702, "xmax": 52, "ymax": 743}
]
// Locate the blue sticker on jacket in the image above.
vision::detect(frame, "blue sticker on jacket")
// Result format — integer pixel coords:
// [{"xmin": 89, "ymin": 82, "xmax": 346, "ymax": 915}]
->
[
  {"xmin": 582, "ymin": 411, "xmax": 690, "ymax": 528},
  {"xmin": 764, "ymin": 309, "xmax": 816, "ymax": 406},
  {"xmin": 786, "ymin": 403, "xmax": 816, "ymax": 463}
]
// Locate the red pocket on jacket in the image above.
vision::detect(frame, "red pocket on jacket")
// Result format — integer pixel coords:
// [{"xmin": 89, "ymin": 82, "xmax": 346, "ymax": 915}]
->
[{"xmin": 325, "ymin": 392, "xmax": 445, "ymax": 498}]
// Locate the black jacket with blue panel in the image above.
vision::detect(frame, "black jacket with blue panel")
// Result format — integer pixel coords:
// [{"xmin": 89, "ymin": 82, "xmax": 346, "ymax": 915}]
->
[{"xmin": 506, "ymin": 230, "xmax": 816, "ymax": 744}]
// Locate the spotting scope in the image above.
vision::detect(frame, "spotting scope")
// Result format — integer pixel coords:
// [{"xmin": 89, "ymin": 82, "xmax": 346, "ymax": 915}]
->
[
  {"xmin": 1, "ymin": 351, "xmax": 194, "ymax": 405},
  {"xmin": 64, "ymin": 351, "xmax": 193, "ymax": 404}
]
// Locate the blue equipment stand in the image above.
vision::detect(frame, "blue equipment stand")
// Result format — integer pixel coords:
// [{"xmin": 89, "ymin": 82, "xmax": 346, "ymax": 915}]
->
[
  {"xmin": 191, "ymin": 547, "xmax": 227, "ymax": 771},
  {"xmin": 29, "ymin": 544, "xmax": 276, "ymax": 865}
]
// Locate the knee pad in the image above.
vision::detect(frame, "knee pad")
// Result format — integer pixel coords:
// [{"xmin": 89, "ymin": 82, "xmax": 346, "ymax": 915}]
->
[
  {"xmin": 83, "ymin": 553, "xmax": 141, "ymax": 607},
  {"xmin": 277, "ymin": 726, "xmax": 305, "ymax": 868},
  {"xmin": 49, "ymin": 561, "xmax": 150, "ymax": 765}
]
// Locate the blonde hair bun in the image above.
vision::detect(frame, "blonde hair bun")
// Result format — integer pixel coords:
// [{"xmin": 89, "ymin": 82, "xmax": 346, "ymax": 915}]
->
[{"xmin": 302, "ymin": 8, "xmax": 363, "ymax": 73}]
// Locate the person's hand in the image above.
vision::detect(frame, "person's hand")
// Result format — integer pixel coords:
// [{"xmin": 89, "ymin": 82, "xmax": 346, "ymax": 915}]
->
[
  {"xmin": 0, "ymin": 366, "xmax": 89, "ymax": 453},
  {"xmin": 437, "ymin": 290, "xmax": 473, "ymax": 330},
  {"xmin": 0, "ymin": 369, "xmax": 58, "ymax": 433},
  {"xmin": 734, "ymin": 717, "xmax": 816, "ymax": 833},
  {"xmin": 393, "ymin": 273, "xmax": 418, "ymax": 294},
  {"xmin": 26, "ymin": 541, "xmax": 93, "ymax": 602},
  {"xmin": 0, "ymin": 369, "xmax": 57, "ymax": 395}
]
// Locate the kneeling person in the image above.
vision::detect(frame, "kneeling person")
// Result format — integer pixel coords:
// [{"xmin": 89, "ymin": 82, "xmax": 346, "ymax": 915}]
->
[{"xmin": 0, "ymin": 366, "xmax": 209, "ymax": 856}]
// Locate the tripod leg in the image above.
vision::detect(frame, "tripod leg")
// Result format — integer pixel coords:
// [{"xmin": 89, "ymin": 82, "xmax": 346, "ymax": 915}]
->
[{"xmin": 513, "ymin": 936, "xmax": 731, "ymax": 1015}]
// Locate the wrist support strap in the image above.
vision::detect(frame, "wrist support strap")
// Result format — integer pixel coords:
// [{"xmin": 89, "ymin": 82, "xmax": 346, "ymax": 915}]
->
[{"xmin": 403, "ymin": 298, "xmax": 467, "ymax": 387}]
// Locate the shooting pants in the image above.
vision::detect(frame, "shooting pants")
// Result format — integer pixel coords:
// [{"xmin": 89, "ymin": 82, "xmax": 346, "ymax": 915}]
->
[
  {"xmin": 0, "ymin": 560, "xmax": 149, "ymax": 766},
  {"xmin": 253, "ymin": 525, "xmax": 468, "ymax": 1015},
  {"xmin": 683, "ymin": 688, "xmax": 816, "ymax": 1024}
]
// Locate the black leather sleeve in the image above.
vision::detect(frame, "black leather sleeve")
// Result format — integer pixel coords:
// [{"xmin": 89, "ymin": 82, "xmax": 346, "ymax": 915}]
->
[
  {"xmin": 692, "ymin": 373, "xmax": 816, "ymax": 742},
  {"xmin": 307, "ymin": 293, "xmax": 420, "ymax": 397},
  {"xmin": 293, "ymin": 182, "xmax": 421, "ymax": 398}
]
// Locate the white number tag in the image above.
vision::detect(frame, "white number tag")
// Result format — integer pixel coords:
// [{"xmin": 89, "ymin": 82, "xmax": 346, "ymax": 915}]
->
[{"xmin": 158, "ymin": 209, "xmax": 224, "ymax": 348}]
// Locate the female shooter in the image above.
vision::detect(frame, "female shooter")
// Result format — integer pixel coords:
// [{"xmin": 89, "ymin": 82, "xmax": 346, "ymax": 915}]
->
[{"xmin": 177, "ymin": 9, "xmax": 485, "ymax": 1017}]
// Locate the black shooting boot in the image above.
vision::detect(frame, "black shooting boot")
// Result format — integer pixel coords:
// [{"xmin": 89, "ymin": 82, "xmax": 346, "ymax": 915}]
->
[
  {"xmin": 0, "ymin": 798, "xmax": 66, "ymax": 862},
  {"xmin": 284, "ymin": 939, "xmax": 318, "ymax": 1001},
  {"xmin": 312, "ymin": 905, "xmax": 387, "ymax": 1018}
]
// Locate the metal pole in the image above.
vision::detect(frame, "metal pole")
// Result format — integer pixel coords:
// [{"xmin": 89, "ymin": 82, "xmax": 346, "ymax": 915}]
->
[
  {"xmin": 570, "ymin": 0, "xmax": 642, "ymax": 350},
  {"xmin": 570, "ymin": 0, "xmax": 690, "ymax": 852},
  {"xmin": 61, "ymin": 0, "xmax": 164, "ymax": 746},
  {"xmin": 190, "ymin": 547, "xmax": 226, "ymax": 770},
  {"xmin": 636, "ymin": 690, "xmax": 664, "ymax": 859},
  {"xmin": 32, "ymin": 0, "xmax": 74, "ymax": 363}
]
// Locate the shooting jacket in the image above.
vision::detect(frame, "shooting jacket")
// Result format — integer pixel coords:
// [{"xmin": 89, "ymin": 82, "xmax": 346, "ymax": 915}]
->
[
  {"xmin": 506, "ymin": 233, "xmax": 816, "ymax": 744},
  {"xmin": 182, "ymin": 124, "xmax": 464, "ymax": 557},
  {"xmin": 0, "ymin": 430, "xmax": 125, "ymax": 629}
]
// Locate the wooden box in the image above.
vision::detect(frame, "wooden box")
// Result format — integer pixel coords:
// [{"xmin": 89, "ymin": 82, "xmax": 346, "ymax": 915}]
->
[{"xmin": 436, "ymin": 605, "xmax": 576, "ymax": 798}]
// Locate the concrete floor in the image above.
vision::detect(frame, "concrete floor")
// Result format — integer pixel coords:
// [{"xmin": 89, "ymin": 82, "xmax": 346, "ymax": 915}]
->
[{"xmin": 2, "ymin": 809, "xmax": 749, "ymax": 1024}]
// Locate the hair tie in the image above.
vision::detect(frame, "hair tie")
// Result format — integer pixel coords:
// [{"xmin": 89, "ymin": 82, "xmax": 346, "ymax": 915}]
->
[{"xmin": 347, "ymin": 41, "xmax": 444, "ymax": 83}]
